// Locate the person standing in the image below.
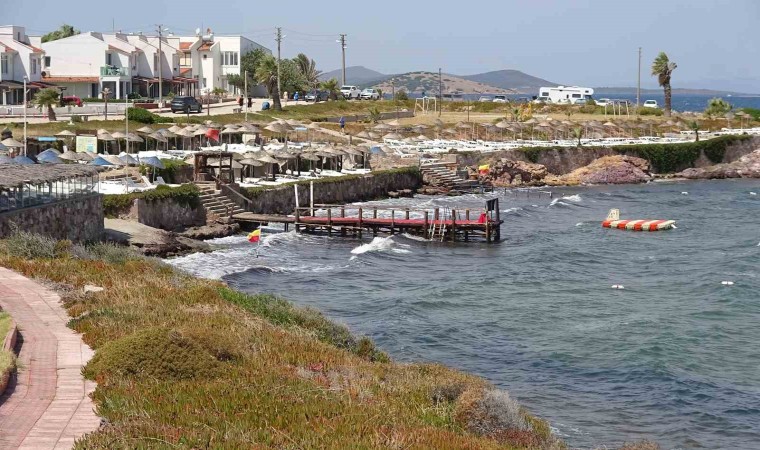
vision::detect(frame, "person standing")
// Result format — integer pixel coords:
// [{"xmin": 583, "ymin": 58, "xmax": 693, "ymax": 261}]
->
[{"xmin": 339, "ymin": 116, "xmax": 346, "ymax": 134}]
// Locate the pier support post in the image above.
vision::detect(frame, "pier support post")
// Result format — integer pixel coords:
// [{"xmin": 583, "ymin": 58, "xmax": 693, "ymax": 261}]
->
[
  {"xmin": 327, "ymin": 208, "xmax": 332, "ymax": 236},
  {"xmin": 451, "ymin": 209, "xmax": 457, "ymax": 242},
  {"xmin": 424, "ymin": 211, "xmax": 429, "ymax": 239},
  {"xmin": 390, "ymin": 210, "xmax": 395, "ymax": 235},
  {"xmin": 358, "ymin": 207, "xmax": 363, "ymax": 239}
]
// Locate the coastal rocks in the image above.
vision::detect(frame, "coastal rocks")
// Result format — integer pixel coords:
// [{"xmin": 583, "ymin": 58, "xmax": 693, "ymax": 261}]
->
[
  {"xmin": 677, "ymin": 149, "xmax": 760, "ymax": 179},
  {"xmin": 478, "ymin": 159, "xmax": 548, "ymax": 186},
  {"xmin": 545, "ymin": 155, "xmax": 651, "ymax": 186},
  {"xmin": 104, "ymin": 218, "xmax": 211, "ymax": 258},
  {"xmin": 180, "ymin": 222, "xmax": 241, "ymax": 241}
]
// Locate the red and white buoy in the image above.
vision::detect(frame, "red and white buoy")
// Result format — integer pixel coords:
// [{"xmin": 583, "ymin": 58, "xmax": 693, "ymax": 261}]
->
[{"xmin": 602, "ymin": 209, "xmax": 676, "ymax": 232}]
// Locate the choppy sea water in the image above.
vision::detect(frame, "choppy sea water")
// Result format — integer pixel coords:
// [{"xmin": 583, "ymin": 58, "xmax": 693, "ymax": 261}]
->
[{"xmin": 168, "ymin": 180, "xmax": 760, "ymax": 449}]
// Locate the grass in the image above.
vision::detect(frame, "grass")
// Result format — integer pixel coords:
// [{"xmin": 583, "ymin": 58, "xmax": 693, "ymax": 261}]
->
[
  {"xmin": 103, "ymin": 184, "xmax": 200, "ymax": 218},
  {"xmin": 0, "ymin": 232, "xmax": 563, "ymax": 449},
  {"xmin": 0, "ymin": 312, "xmax": 16, "ymax": 385}
]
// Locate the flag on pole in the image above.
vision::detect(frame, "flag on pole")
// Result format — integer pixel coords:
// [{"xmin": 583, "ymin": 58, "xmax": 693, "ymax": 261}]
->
[
  {"xmin": 478, "ymin": 164, "xmax": 490, "ymax": 175},
  {"xmin": 247, "ymin": 229, "xmax": 261, "ymax": 243},
  {"xmin": 205, "ymin": 128, "xmax": 220, "ymax": 142}
]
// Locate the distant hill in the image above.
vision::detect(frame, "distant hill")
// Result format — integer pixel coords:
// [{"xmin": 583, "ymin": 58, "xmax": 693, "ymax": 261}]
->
[
  {"xmin": 462, "ymin": 70, "xmax": 557, "ymax": 94},
  {"xmin": 319, "ymin": 66, "xmax": 385, "ymax": 85},
  {"xmin": 368, "ymin": 71, "xmax": 514, "ymax": 95},
  {"xmin": 593, "ymin": 87, "xmax": 755, "ymax": 96}
]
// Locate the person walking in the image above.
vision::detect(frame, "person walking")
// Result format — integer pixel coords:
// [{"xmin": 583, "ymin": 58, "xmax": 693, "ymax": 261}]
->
[
  {"xmin": 294, "ymin": 91, "xmax": 300, "ymax": 102},
  {"xmin": 237, "ymin": 95, "xmax": 243, "ymax": 108},
  {"xmin": 339, "ymin": 116, "xmax": 346, "ymax": 134}
]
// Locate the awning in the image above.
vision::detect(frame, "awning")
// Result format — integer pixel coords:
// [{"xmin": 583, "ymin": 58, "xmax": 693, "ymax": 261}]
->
[
  {"xmin": 171, "ymin": 77, "xmax": 197, "ymax": 84},
  {"xmin": 0, "ymin": 80, "xmax": 24, "ymax": 88}
]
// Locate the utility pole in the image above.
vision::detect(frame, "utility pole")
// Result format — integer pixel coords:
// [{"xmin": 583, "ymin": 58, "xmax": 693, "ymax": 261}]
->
[
  {"xmin": 23, "ymin": 76, "xmax": 27, "ymax": 157},
  {"xmin": 156, "ymin": 24, "xmax": 164, "ymax": 109},
  {"xmin": 637, "ymin": 47, "xmax": 641, "ymax": 110},
  {"xmin": 438, "ymin": 68, "xmax": 442, "ymax": 117},
  {"xmin": 276, "ymin": 27, "xmax": 282, "ymax": 100},
  {"xmin": 244, "ymin": 69, "xmax": 248, "ymax": 122},
  {"xmin": 339, "ymin": 34, "xmax": 347, "ymax": 86}
]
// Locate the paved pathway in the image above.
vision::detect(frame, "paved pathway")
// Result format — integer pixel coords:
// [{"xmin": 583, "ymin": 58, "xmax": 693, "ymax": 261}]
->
[{"xmin": 0, "ymin": 268, "xmax": 100, "ymax": 449}]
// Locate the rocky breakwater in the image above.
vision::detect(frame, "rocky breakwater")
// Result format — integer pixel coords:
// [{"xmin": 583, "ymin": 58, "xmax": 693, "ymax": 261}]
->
[
  {"xmin": 476, "ymin": 155, "xmax": 651, "ymax": 186},
  {"xmin": 677, "ymin": 149, "xmax": 760, "ymax": 179}
]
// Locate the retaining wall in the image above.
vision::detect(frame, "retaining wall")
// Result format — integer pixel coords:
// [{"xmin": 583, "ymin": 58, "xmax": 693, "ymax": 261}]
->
[
  {"xmin": 245, "ymin": 170, "xmax": 422, "ymax": 215},
  {"xmin": 125, "ymin": 198, "xmax": 206, "ymax": 231},
  {"xmin": 0, "ymin": 195, "xmax": 104, "ymax": 242}
]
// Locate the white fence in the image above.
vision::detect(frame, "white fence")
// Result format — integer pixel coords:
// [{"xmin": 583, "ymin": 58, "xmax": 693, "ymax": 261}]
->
[{"xmin": 0, "ymin": 103, "xmax": 130, "ymax": 118}]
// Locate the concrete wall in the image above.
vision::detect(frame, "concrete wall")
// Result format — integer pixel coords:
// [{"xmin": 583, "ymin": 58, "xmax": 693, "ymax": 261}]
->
[
  {"xmin": 125, "ymin": 197, "xmax": 206, "ymax": 231},
  {"xmin": 245, "ymin": 170, "xmax": 422, "ymax": 215},
  {"xmin": 0, "ymin": 194, "xmax": 104, "ymax": 242}
]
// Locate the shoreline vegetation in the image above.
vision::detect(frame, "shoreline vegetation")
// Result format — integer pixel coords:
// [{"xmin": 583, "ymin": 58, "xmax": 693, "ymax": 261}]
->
[{"xmin": 0, "ymin": 231, "xmax": 577, "ymax": 449}]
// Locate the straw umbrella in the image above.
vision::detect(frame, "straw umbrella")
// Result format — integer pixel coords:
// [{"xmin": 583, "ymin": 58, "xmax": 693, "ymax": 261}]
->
[
  {"xmin": 59, "ymin": 150, "xmax": 82, "ymax": 161},
  {"xmin": 1, "ymin": 138, "xmax": 24, "ymax": 149},
  {"xmin": 136, "ymin": 126, "xmax": 154, "ymax": 134},
  {"xmin": 148, "ymin": 132, "xmax": 168, "ymax": 151},
  {"xmin": 373, "ymin": 123, "xmax": 392, "ymax": 132},
  {"xmin": 97, "ymin": 131, "xmax": 115, "ymax": 155},
  {"xmin": 383, "ymin": 132, "xmax": 403, "ymax": 141},
  {"xmin": 256, "ymin": 153, "xmax": 280, "ymax": 181},
  {"xmin": 55, "ymin": 129, "xmax": 77, "ymax": 151},
  {"xmin": 221, "ymin": 126, "xmax": 242, "ymax": 144}
]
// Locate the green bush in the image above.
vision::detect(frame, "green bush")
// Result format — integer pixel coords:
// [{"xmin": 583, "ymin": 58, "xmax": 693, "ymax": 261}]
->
[
  {"xmin": 638, "ymin": 107, "xmax": 664, "ymax": 116},
  {"xmin": 82, "ymin": 97, "xmax": 105, "ymax": 103},
  {"xmin": 742, "ymin": 107, "xmax": 760, "ymax": 121},
  {"xmin": 127, "ymin": 107, "xmax": 157, "ymax": 124},
  {"xmin": 83, "ymin": 327, "xmax": 222, "ymax": 381},
  {"xmin": 139, "ymin": 159, "xmax": 188, "ymax": 184},
  {"xmin": 103, "ymin": 184, "xmax": 200, "ymax": 218}
]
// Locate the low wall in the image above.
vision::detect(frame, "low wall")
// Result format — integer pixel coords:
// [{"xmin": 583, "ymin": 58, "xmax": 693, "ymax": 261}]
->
[
  {"xmin": 126, "ymin": 198, "xmax": 206, "ymax": 231},
  {"xmin": 245, "ymin": 169, "xmax": 422, "ymax": 215},
  {"xmin": 322, "ymin": 111, "xmax": 415, "ymax": 124},
  {"xmin": 0, "ymin": 194, "xmax": 104, "ymax": 242}
]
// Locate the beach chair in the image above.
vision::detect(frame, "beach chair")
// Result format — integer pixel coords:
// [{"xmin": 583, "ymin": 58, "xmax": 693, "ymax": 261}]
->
[
  {"xmin": 155, "ymin": 176, "xmax": 167, "ymax": 185},
  {"xmin": 141, "ymin": 175, "xmax": 154, "ymax": 187}
]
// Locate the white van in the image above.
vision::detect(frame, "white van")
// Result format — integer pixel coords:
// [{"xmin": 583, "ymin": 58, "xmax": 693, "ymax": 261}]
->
[{"xmin": 643, "ymin": 100, "xmax": 659, "ymax": 108}]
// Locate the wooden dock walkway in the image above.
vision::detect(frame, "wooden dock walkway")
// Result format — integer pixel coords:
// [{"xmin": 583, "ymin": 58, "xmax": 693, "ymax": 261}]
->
[{"xmin": 233, "ymin": 199, "xmax": 503, "ymax": 242}]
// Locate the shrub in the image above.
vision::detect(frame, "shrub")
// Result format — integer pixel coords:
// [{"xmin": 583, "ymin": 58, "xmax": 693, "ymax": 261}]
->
[
  {"xmin": 103, "ymin": 184, "xmax": 200, "ymax": 218},
  {"xmin": 0, "ymin": 230, "xmax": 59, "ymax": 259},
  {"xmin": 638, "ymin": 107, "xmax": 663, "ymax": 116},
  {"xmin": 127, "ymin": 107, "xmax": 157, "ymax": 124},
  {"xmin": 139, "ymin": 159, "xmax": 188, "ymax": 184},
  {"xmin": 82, "ymin": 97, "xmax": 105, "ymax": 103},
  {"xmin": 742, "ymin": 107, "xmax": 760, "ymax": 121},
  {"xmin": 86, "ymin": 242, "xmax": 141, "ymax": 264},
  {"xmin": 127, "ymin": 92, "xmax": 141, "ymax": 99},
  {"xmin": 83, "ymin": 327, "xmax": 222, "ymax": 381}
]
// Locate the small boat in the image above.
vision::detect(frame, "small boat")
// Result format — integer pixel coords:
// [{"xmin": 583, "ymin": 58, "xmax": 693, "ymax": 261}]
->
[{"xmin": 602, "ymin": 209, "xmax": 675, "ymax": 231}]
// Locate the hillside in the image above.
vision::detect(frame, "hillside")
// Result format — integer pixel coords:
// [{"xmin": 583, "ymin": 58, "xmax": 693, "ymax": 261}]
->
[
  {"xmin": 463, "ymin": 70, "xmax": 557, "ymax": 94},
  {"xmin": 369, "ymin": 71, "xmax": 514, "ymax": 95},
  {"xmin": 319, "ymin": 66, "xmax": 385, "ymax": 85},
  {"xmin": 593, "ymin": 86, "xmax": 755, "ymax": 96}
]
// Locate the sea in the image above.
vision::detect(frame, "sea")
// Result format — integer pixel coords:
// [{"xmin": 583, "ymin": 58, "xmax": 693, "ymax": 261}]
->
[
  {"xmin": 420, "ymin": 93, "xmax": 760, "ymax": 113},
  {"xmin": 168, "ymin": 179, "xmax": 760, "ymax": 449}
]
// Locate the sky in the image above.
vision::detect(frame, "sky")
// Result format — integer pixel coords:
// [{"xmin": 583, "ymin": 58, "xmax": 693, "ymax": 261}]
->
[{"xmin": 3, "ymin": 0, "xmax": 759, "ymax": 92}]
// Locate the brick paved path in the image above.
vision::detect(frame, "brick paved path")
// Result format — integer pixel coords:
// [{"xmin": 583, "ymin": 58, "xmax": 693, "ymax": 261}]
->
[{"xmin": 0, "ymin": 268, "xmax": 100, "ymax": 449}]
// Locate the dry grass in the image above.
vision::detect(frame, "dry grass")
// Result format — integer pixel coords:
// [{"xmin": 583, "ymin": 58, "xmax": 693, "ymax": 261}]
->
[
  {"xmin": 0, "ymin": 234, "xmax": 561, "ymax": 449},
  {"xmin": 0, "ymin": 312, "xmax": 15, "ymax": 383}
]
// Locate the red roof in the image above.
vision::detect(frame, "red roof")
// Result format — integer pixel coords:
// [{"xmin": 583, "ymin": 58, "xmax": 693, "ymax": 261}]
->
[
  {"xmin": 198, "ymin": 42, "xmax": 213, "ymax": 51},
  {"xmin": 179, "ymin": 68, "xmax": 191, "ymax": 76},
  {"xmin": 31, "ymin": 46, "xmax": 43, "ymax": 53},
  {"xmin": 179, "ymin": 42, "xmax": 191, "ymax": 50},
  {"xmin": 0, "ymin": 41, "xmax": 15, "ymax": 53},
  {"xmin": 42, "ymin": 76, "xmax": 99, "ymax": 83}
]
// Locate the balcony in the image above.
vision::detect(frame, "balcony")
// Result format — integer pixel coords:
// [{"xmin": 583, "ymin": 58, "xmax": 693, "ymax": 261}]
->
[{"xmin": 100, "ymin": 66, "xmax": 129, "ymax": 77}]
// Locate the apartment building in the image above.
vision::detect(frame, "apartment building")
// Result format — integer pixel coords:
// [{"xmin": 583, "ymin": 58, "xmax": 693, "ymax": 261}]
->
[{"xmin": 0, "ymin": 25, "xmax": 53, "ymax": 105}]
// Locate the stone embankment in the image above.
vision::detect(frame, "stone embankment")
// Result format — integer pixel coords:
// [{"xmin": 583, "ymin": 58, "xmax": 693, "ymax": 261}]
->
[{"xmin": 677, "ymin": 149, "xmax": 760, "ymax": 179}]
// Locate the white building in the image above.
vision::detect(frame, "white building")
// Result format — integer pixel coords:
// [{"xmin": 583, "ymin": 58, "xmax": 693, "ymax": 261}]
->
[
  {"xmin": 0, "ymin": 25, "xmax": 51, "ymax": 105},
  {"xmin": 181, "ymin": 30, "xmax": 271, "ymax": 96}
]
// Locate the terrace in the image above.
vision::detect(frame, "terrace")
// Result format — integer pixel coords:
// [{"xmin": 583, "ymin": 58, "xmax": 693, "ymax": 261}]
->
[{"xmin": 0, "ymin": 165, "xmax": 100, "ymax": 213}]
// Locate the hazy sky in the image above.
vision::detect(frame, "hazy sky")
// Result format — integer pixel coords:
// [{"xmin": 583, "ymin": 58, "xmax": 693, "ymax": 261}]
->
[{"xmin": 4, "ymin": 0, "xmax": 759, "ymax": 92}]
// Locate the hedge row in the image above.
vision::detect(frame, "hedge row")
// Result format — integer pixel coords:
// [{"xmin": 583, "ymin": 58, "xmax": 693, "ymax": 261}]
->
[
  {"xmin": 103, "ymin": 184, "xmax": 200, "ymax": 218},
  {"xmin": 518, "ymin": 135, "xmax": 751, "ymax": 173}
]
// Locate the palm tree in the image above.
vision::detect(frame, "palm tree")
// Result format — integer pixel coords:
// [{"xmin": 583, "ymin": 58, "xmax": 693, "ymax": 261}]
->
[
  {"xmin": 33, "ymin": 88, "xmax": 59, "ymax": 121},
  {"xmin": 688, "ymin": 120, "xmax": 700, "ymax": 142},
  {"xmin": 294, "ymin": 53, "xmax": 321, "ymax": 89},
  {"xmin": 651, "ymin": 52, "xmax": 677, "ymax": 117},
  {"xmin": 255, "ymin": 55, "xmax": 282, "ymax": 111},
  {"xmin": 319, "ymin": 78, "xmax": 340, "ymax": 101}
]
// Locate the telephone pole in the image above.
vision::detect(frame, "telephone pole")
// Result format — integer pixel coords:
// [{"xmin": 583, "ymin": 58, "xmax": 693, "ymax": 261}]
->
[
  {"xmin": 438, "ymin": 68, "xmax": 442, "ymax": 117},
  {"xmin": 339, "ymin": 34, "xmax": 347, "ymax": 86},
  {"xmin": 276, "ymin": 27, "xmax": 282, "ymax": 99},
  {"xmin": 156, "ymin": 24, "xmax": 164, "ymax": 108},
  {"xmin": 244, "ymin": 69, "xmax": 249, "ymax": 121},
  {"xmin": 636, "ymin": 47, "xmax": 641, "ymax": 110}
]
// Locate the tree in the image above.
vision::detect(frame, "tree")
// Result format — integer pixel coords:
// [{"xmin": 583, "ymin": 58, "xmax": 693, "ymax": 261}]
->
[
  {"xmin": 704, "ymin": 97, "xmax": 732, "ymax": 118},
  {"xmin": 651, "ymin": 52, "xmax": 677, "ymax": 117},
  {"xmin": 255, "ymin": 55, "xmax": 282, "ymax": 111},
  {"xmin": 368, "ymin": 106, "xmax": 382, "ymax": 124},
  {"xmin": 33, "ymin": 88, "xmax": 60, "ymax": 121},
  {"xmin": 294, "ymin": 53, "xmax": 322, "ymax": 89},
  {"xmin": 41, "ymin": 24, "xmax": 80, "ymax": 43},
  {"xmin": 687, "ymin": 120, "xmax": 701, "ymax": 142},
  {"xmin": 320, "ymin": 78, "xmax": 340, "ymax": 100},
  {"xmin": 227, "ymin": 48, "xmax": 268, "ymax": 95},
  {"xmin": 572, "ymin": 126, "xmax": 583, "ymax": 147}
]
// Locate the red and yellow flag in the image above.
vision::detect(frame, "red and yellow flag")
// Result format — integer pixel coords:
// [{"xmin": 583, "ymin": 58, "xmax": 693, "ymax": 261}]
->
[
  {"xmin": 247, "ymin": 229, "xmax": 261, "ymax": 243},
  {"xmin": 478, "ymin": 164, "xmax": 490, "ymax": 175}
]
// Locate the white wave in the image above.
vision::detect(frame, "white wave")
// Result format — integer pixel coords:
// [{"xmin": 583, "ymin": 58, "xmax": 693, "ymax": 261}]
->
[
  {"xmin": 549, "ymin": 194, "xmax": 582, "ymax": 207},
  {"xmin": 350, "ymin": 236, "xmax": 411, "ymax": 256},
  {"xmin": 502, "ymin": 207, "xmax": 523, "ymax": 214},
  {"xmin": 205, "ymin": 234, "xmax": 247, "ymax": 245},
  {"xmin": 260, "ymin": 230, "xmax": 300, "ymax": 248},
  {"xmin": 575, "ymin": 222, "xmax": 584, "ymax": 227},
  {"xmin": 401, "ymin": 233, "xmax": 431, "ymax": 242}
]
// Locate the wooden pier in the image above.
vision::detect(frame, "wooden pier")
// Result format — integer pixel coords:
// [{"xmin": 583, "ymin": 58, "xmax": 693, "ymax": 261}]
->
[{"xmin": 233, "ymin": 199, "xmax": 503, "ymax": 242}]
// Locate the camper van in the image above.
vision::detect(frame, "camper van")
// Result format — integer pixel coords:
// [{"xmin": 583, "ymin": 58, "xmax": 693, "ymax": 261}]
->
[{"xmin": 536, "ymin": 86, "xmax": 594, "ymax": 104}]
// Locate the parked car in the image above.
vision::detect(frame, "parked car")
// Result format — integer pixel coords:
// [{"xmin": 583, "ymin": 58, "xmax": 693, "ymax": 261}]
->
[
  {"xmin": 305, "ymin": 90, "xmax": 329, "ymax": 102},
  {"xmin": 575, "ymin": 98, "xmax": 587, "ymax": 105},
  {"xmin": 360, "ymin": 88, "xmax": 380, "ymax": 100},
  {"xmin": 170, "ymin": 96, "xmax": 203, "ymax": 113},
  {"xmin": 493, "ymin": 95, "xmax": 508, "ymax": 103},
  {"xmin": 340, "ymin": 85, "xmax": 361, "ymax": 100},
  {"xmin": 61, "ymin": 96, "xmax": 82, "ymax": 107},
  {"xmin": 596, "ymin": 98, "xmax": 611, "ymax": 107},
  {"xmin": 478, "ymin": 96, "xmax": 492, "ymax": 103},
  {"xmin": 643, "ymin": 100, "xmax": 659, "ymax": 108}
]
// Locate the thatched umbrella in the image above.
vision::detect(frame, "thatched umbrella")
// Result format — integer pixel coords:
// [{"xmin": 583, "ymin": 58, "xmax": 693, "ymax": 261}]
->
[
  {"xmin": 1, "ymin": 138, "xmax": 23, "ymax": 149},
  {"xmin": 373, "ymin": 123, "xmax": 392, "ymax": 132},
  {"xmin": 355, "ymin": 130, "xmax": 371, "ymax": 140},
  {"xmin": 148, "ymin": 132, "xmax": 168, "ymax": 151},
  {"xmin": 221, "ymin": 127, "xmax": 242, "ymax": 144},
  {"xmin": 383, "ymin": 132, "xmax": 403, "ymax": 141},
  {"xmin": 256, "ymin": 153, "xmax": 281, "ymax": 181},
  {"xmin": 97, "ymin": 132, "xmax": 115, "ymax": 155},
  {"xmin": 136, "ymin": 126, "xmax": 155, "ymax": 134},
  {"xmin": 119, "ymin": 153, "xmax": 140, "ymax": 166}
]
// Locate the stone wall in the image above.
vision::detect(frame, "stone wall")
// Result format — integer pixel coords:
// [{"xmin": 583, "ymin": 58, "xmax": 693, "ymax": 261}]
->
[
  {"xmin": 0, "ymin": 194, "xmax": 104, "ymax": 242},
  {"xmin": 246, "ymin": 170, "xmax": 422, "ymax": 215},
  {"xmin": 124, "ymin": 198, "xmax": 206, "ymax": 231}
]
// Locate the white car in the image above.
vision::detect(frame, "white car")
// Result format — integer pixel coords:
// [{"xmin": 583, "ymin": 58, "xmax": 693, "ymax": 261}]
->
[
  {"xmin": 478, "ymin": 96, "xmax": 492, "ymax": 103},
  {"xmin": 596, "ymin": 98, "xmax": 611, "ymax": 107},
  {"xmin": 493, "ymin": 95, "xmax": 508, "ymax": 103},
  {"xmin": 643, "ymin": 100, "xmax": 659, "ymax": 108},
  {"xmin": 340, "ymin": 85, "xmax": 361, "ymax": 100},
  {"xmin": 360, "ymin": 88, "xmax": 380, "ymax": 100}
]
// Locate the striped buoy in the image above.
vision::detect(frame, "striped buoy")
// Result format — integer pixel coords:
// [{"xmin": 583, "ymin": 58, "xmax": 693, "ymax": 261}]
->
[{"xmin": 601, "ymin": 209, "xmax": 675, "ymax": 231}]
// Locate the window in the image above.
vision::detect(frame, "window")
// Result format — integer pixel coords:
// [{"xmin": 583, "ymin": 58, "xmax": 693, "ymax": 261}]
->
[
  {"xmin": 202, "ymin": 78, "xmax": 207, "ymax": 88},
  {"xmin": 1, "ymin": 54, "xmax": 8, "ymax": 74},
  {"xmin": 540, "ymin": 92, "xmax": 549, "ymax": 97},
  {"xmin": 44, "ymin": 56, "xmax": 51, "ymax": 67},
  {"xmin": 106, "ymin": 53, "xmax": 112, "ymax": 65},
  {"xmin": 30, "ymin": 57, "xmax": 37, "ymax": 75},
  {"xmin": 222, "ymin": 51, "xmax": 238, "ymax": 66},
  {"xmin": 180, "ymin": 52, "xmax": 191, "ymax": 67},
  {"xmin": 571, "ymin": 93, "xmax": 581, "ymax": 98}
]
